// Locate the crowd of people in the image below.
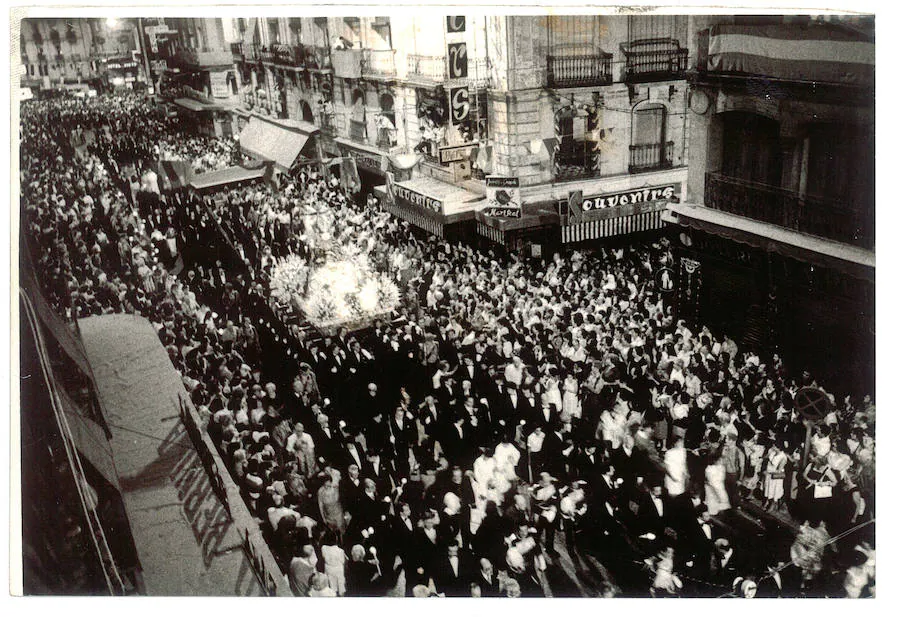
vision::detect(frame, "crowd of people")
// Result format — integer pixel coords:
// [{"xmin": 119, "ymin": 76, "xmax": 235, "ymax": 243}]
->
[
  {"xmin": 159, "ymin": 133, "xmax": 243, "ymax": 175},
  {"xmin": 21, "ymin": 92, "xmax": 875, "ymax": 599}
]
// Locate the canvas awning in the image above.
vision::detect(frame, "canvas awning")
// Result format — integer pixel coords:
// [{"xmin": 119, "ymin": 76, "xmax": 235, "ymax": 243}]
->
[
  {"xmin": 189, "ymin": 165, "xmax": 266, "ymax": 190},
  {"xmin": 664, "ymin": 202, "xmax": 875, "ymax": 281},
  {"xmin": 58, "ymin": 388, "xmax": 120, "ymax": 490},
  {"xmin": 239, "ymin": 116, "xmax": 319, "ymax": 172}
]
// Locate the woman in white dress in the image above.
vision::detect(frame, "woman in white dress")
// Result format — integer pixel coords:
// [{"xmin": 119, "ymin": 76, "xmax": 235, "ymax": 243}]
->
[
  {"xmin": 561, "ymin": 372, "xmax": 581, "ymax": 424},
  {"xmin": 704, "ymin": 448, "xmax": 731, "ymax": 516}
]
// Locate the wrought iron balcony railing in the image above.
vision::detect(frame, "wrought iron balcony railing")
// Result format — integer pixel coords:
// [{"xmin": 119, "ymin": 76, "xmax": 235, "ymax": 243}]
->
[
  {"xmin": 622, "ymin": 38, "xmax": 688, "ymax": 82},
  {"xmin": 629, "ymin": 141, "xmax": 675, "ymax": 173},
  {"xmin": 547, "ymin": 52, "xmax": 612, "ymax": 88},
  {"xmin": 704, "ymin": 171, "xmax": 874, "ymax": 250},
  {"xmin": 349, "ymin": 118, "xmax": 367, "ymax": 143}
]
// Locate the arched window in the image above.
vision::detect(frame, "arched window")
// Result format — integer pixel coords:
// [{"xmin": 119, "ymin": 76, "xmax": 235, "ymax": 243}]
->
[{"xmin": 630, "ymin": 103, "xmax": 669, "ymax": 172}]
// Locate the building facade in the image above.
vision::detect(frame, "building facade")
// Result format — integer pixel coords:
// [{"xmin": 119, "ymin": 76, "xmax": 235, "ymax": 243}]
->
[
  {"xmin": 665, "ymin": 15, "xmax": 875, "ymax": 396},
  {"xmin": 19, "ymin": 17, "xmax": 145, "ymax": 92},
  {"xmin": 227, "ymin": 15, "xmax": 692, "ymax": 249}
]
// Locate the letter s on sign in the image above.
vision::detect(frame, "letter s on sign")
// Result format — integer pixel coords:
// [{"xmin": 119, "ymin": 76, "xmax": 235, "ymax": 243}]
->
[{"xmin": 450, "ymin": 87, "xmax": 470, "ymax": 124}]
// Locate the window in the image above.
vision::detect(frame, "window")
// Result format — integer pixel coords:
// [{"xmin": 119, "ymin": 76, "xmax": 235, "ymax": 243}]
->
[
  {"xmin": 720, "ymin": 112, "xmax": 782, "ymax": 186},
  {"xmin": 630, "ymin": 103, "xmax": 671, "ymax": 172},
  {"xmin": 556, "ymin": 106, "xmax": 600, "ymax": 179}
]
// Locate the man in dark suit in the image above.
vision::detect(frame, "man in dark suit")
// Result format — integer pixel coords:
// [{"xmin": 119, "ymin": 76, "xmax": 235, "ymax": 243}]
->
[
  {"xmin": 340, "ymin": 463, "xmax": 364, "ymax": 516},
  {"xmin": 430, "ymin": 543, "xmax": 472, "ymax": 597},
  {"xmin": 679, "ymin": 504, "xmax": 716, "ymax": 577},
  {"xmin": 635, "ymin": 482, "xmax": 670, "ymax": 540},
  {"xmin": 391, "ymin": 501, "xmax": 419, "ymax": 587},
  {"xmin": 472, "ymin": 557, "xmax": 501, "ymax": 597}
]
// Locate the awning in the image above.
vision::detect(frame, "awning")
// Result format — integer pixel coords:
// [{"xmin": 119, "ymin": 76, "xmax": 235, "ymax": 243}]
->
[
  {"xmin": 475, "ymin": 201, "xmax": 560, "ymax": 244},
  {"xmin": 239, "ymin": 116, "xmax": 318, "ymax": 172},
  {"xmin": 562, "ymin": 209, "xmax": 666, "ymax": 243},
  {"xmin": 173, "ymin": 97, "xmax": 224, "ymax": 112},
  {"xmin": 58, "ymin": 388, "xmax": 120, "ymax": 490},
  {"xmin": 708, "ymin": 23, "xmax": 874, "ymax": 87},
  {"xmin": 189, "ymin": 165, "xmax": 266, "ymax": 191},
  {"xmin": 391, "ymin": 176, "xmax": 485, "ymax": 221},
  {"xmin": 664, "ymin": 203, "xmax": 875, "ymax": 281},
  {"xmin": 20, "ymin": 246, "xmax": 92, "ymax": 376}
]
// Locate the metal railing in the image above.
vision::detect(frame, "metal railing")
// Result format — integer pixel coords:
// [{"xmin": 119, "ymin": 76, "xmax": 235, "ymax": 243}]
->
[
  {"xmin": 362, "ymin": 49, "xmax": 396, "ymax": 78},
  {"xmin": 547, "ymin": 52, "xmax": 612, "ymax": 88},
  {"xmin": 622, "ymin": 38, "xmax": 688, "ymax": 82},
  {"xmin": 304, "ymin": 45, "xmax": 332, "ymax": 71},
  {"xmin": 705, "ymin": 172, "xmax": 874, "ymax": 250},
  {"xmin": 230, "ymin": 42, "xmax": 244, "ymax": 60},
  {"xmin": 270, "ymin": 43, "xmax": 303, "ymax": 68},
  {"xmin": 629, "ymin": 141, "xmax": 675, "ymax": 173},
  {"xmin": 319, "ymin": 112, "xmax": 336, "ymax": 135},
  {"xmin": 376, "ymin": 127, "xmax": 395, "ymax": 150}
]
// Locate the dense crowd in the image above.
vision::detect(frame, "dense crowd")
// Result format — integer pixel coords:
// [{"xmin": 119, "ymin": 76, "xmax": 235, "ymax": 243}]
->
[{"xmin": 21, "ymin": 93, "xmax": 875, "ymax": 599}]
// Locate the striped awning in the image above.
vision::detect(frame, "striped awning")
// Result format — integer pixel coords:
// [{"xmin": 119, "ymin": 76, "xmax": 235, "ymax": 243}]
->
[
  {"xmin": 708, "ymin": 23, "xmax": 874, "ymax": 87},
  {"xmin": 562, "ymin": 209, "xmax": 665, "ymax": 243},
  {"xmin": 239, "ymin": 116, "xmax": 316, "ymax": 172},
  {"xmin": 476, "ymin": 221, "xmax": 505, "ymax": 244},
  {"xmin": 383, "ymin": 199, "xmax": 444, "ymax": 238}
]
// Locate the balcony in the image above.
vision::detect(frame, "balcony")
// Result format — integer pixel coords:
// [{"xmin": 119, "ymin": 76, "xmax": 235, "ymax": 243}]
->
[
  {"xmin": 231, "ymin": 42, "xmax": 244, "ymax": 61},
  {"xmin": 629, "ymin": 141, "xmax": 674, "ymax": 173},
  {"xmin": 303, "ymin": 46, "xmax": 332, "ymax": 72},
  {"xmin": 407, "ymin": 54, "xmax": 491, "ymax": 88},
  {"xmin": 547, "ymin": 52, "xmax": 612, "ymax": 89},
  {"xmin": 622, "ymin": 39, "xmax": 688, "ymax": 82},
  {"xmin": 245, "ymin": 44, "xmax": 260, "ymax": 62},
  {"xmin": 407, "ymin": 54, "xmax": 445, "ymax": 83},
  {"xmin": 270, "ymin": 43, "xmax": 304, "ymax": 68},
  {"xmin": 362, "ymin": 49, "xmax": 396, "ymax": 80},
  {"xmin": 376, "ymin": 127, "xmax": 396, "ymax": 150},
  {"xmin": 704, "ymin": 172, "xmax": 874, "ymax": 250},
  {"xmin": 349, "ymin": 118, "xmax": 367, "ymax": 143},
  {"xmin": 332, "ymin": 49, "xmax": 362, "ymax": 79}
]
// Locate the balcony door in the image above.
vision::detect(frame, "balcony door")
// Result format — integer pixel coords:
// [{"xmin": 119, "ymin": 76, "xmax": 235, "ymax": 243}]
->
[
  {"xmin": 721, "ymin": 112, "xmax": 782, "ymax": 186},
  {"xmin": 631, "ymin": 103, "xmax": 667, "ymax": 171}
]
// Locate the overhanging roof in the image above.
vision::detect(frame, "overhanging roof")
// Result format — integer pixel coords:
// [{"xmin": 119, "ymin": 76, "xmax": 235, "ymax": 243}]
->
[
  {"xmin": 190, "ymin": 165, "xmax": 266, "ymax": 190},
  {"xmin": 173, "ymin": 97, "xmax": 223, "ymax": 112},
  {"xmin": 665, "ymin": 202, "xmax": 875, "ymax": 280},
  {"xmin": 238, "ymin": 116, "xmax": 318, "ymax": 171}
]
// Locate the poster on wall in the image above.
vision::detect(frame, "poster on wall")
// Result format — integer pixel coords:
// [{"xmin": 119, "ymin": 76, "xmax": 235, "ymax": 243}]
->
[
  {"xmin": 483, "ymin": 176, "xmax": 521, "ymax": 218},
  {"xmin": 210, "ymin": 71, "xmax": 230, "ymax": 98}
]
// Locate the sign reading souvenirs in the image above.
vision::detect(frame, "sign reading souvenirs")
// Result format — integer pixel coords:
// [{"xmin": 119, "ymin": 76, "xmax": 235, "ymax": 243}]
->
[
  {"xmin": 448, "ymin": 42, "xmax": 468, "ymax": 79},
  {"xmin": 570, "ymin": 183, "xmax": 681, "ymax": 222},
  {"xmin": 450, "ymin": 86, "xmax": 470, "ymax": 125},
  {"xmin": 483, "ymin": 176, "xmax": 521, "ymax": 218},
  {"xmin": 439, "ymin": 142, "xmax": 479, "ymax": 164},
  {"xmin": 447, "ymin": 16, "xmax": 466, "ymax": 32},
  {"xmin": 393, "ymin": 183, "xmax": 443, "ymax": 214}
]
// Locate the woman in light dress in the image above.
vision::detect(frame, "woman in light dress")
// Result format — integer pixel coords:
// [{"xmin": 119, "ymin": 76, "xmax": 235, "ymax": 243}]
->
[
  {"xmin": 321, "ymin": 531, "xmax": 348, "ymax": 596},
  {"xmin": 704, "ymin": 447, "xmax": 731, "ymax": 516},
  {"xmin": 762, "ymin": 441, "xmax": 788, "ymax": 511},
  {"xmin": 560, "ymin": 371, "xmax": 581, "ymax": 424}
]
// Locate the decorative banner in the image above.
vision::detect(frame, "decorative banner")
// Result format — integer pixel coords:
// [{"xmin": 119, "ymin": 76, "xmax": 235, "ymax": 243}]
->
[
  {"xmin": 677, "ymin": 256, "xmax": 702, "ymax": 326},
  {"xmin": 656, "ymin": 267, "xmax": 675, "ymax": 293},
  {"xmin": 446, "ymin": 16, "xmax": 466, "ymax": 33},
  {"xmin": 449, "ymin": 86, "xmax": 470, "ymax": 125},
  {"xmin": 484, "ymin": 176, "xmax": 521, "ymax": 218},
  {"xmin": 439, "ymin": 142, "xmax": 479, "ymax": 164},
  {"xmin": 447, "ymin": 42, "xmax": 468, "ymax": 79},
  {"xmin": 567, "ymin": 190, "xmax": 583, "ymax": 218},
  {"xmin": 340, "ymin": 156, "xmax": 361, "ymax": 193},
  {"xmin": 571, "ymin": 183, "xmax": 681, "ymax": 222},
  {"xmin": 384, "ymin": 171, "xmax": 396, "ymax": 206}
]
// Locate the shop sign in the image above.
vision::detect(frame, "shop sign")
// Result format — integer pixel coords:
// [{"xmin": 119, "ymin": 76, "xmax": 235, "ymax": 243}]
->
[
  {"xmin": 439, "ymin": 142, "xmax": 478, "ymax": 164},
  {"xmin": 484, "ymin": 176, "xmax": 521, "ymax": 218},
  {"xmin": 446, "ymin": 16, "xmax": 466, "ymax": 33},
  {"xmin": 393, "ymin": 184, "xmax": 443, "ymax": 214},
  {"xmin": 571, "ymin": 183, "xmax": 680, "ymax": 222},
  {"xmin": 210, "ymin": 71, "xmax": 230, "ymax": 98}
]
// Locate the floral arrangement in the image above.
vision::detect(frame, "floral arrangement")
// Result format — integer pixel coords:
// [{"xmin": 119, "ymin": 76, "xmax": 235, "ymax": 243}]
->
[
  {"xmin": 270, "ymin": 246, "xmax": 399, "ymax": 330},
  {"xmin": 269, "ymin": 254, "xmax": 309, "ymax": 305}
]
